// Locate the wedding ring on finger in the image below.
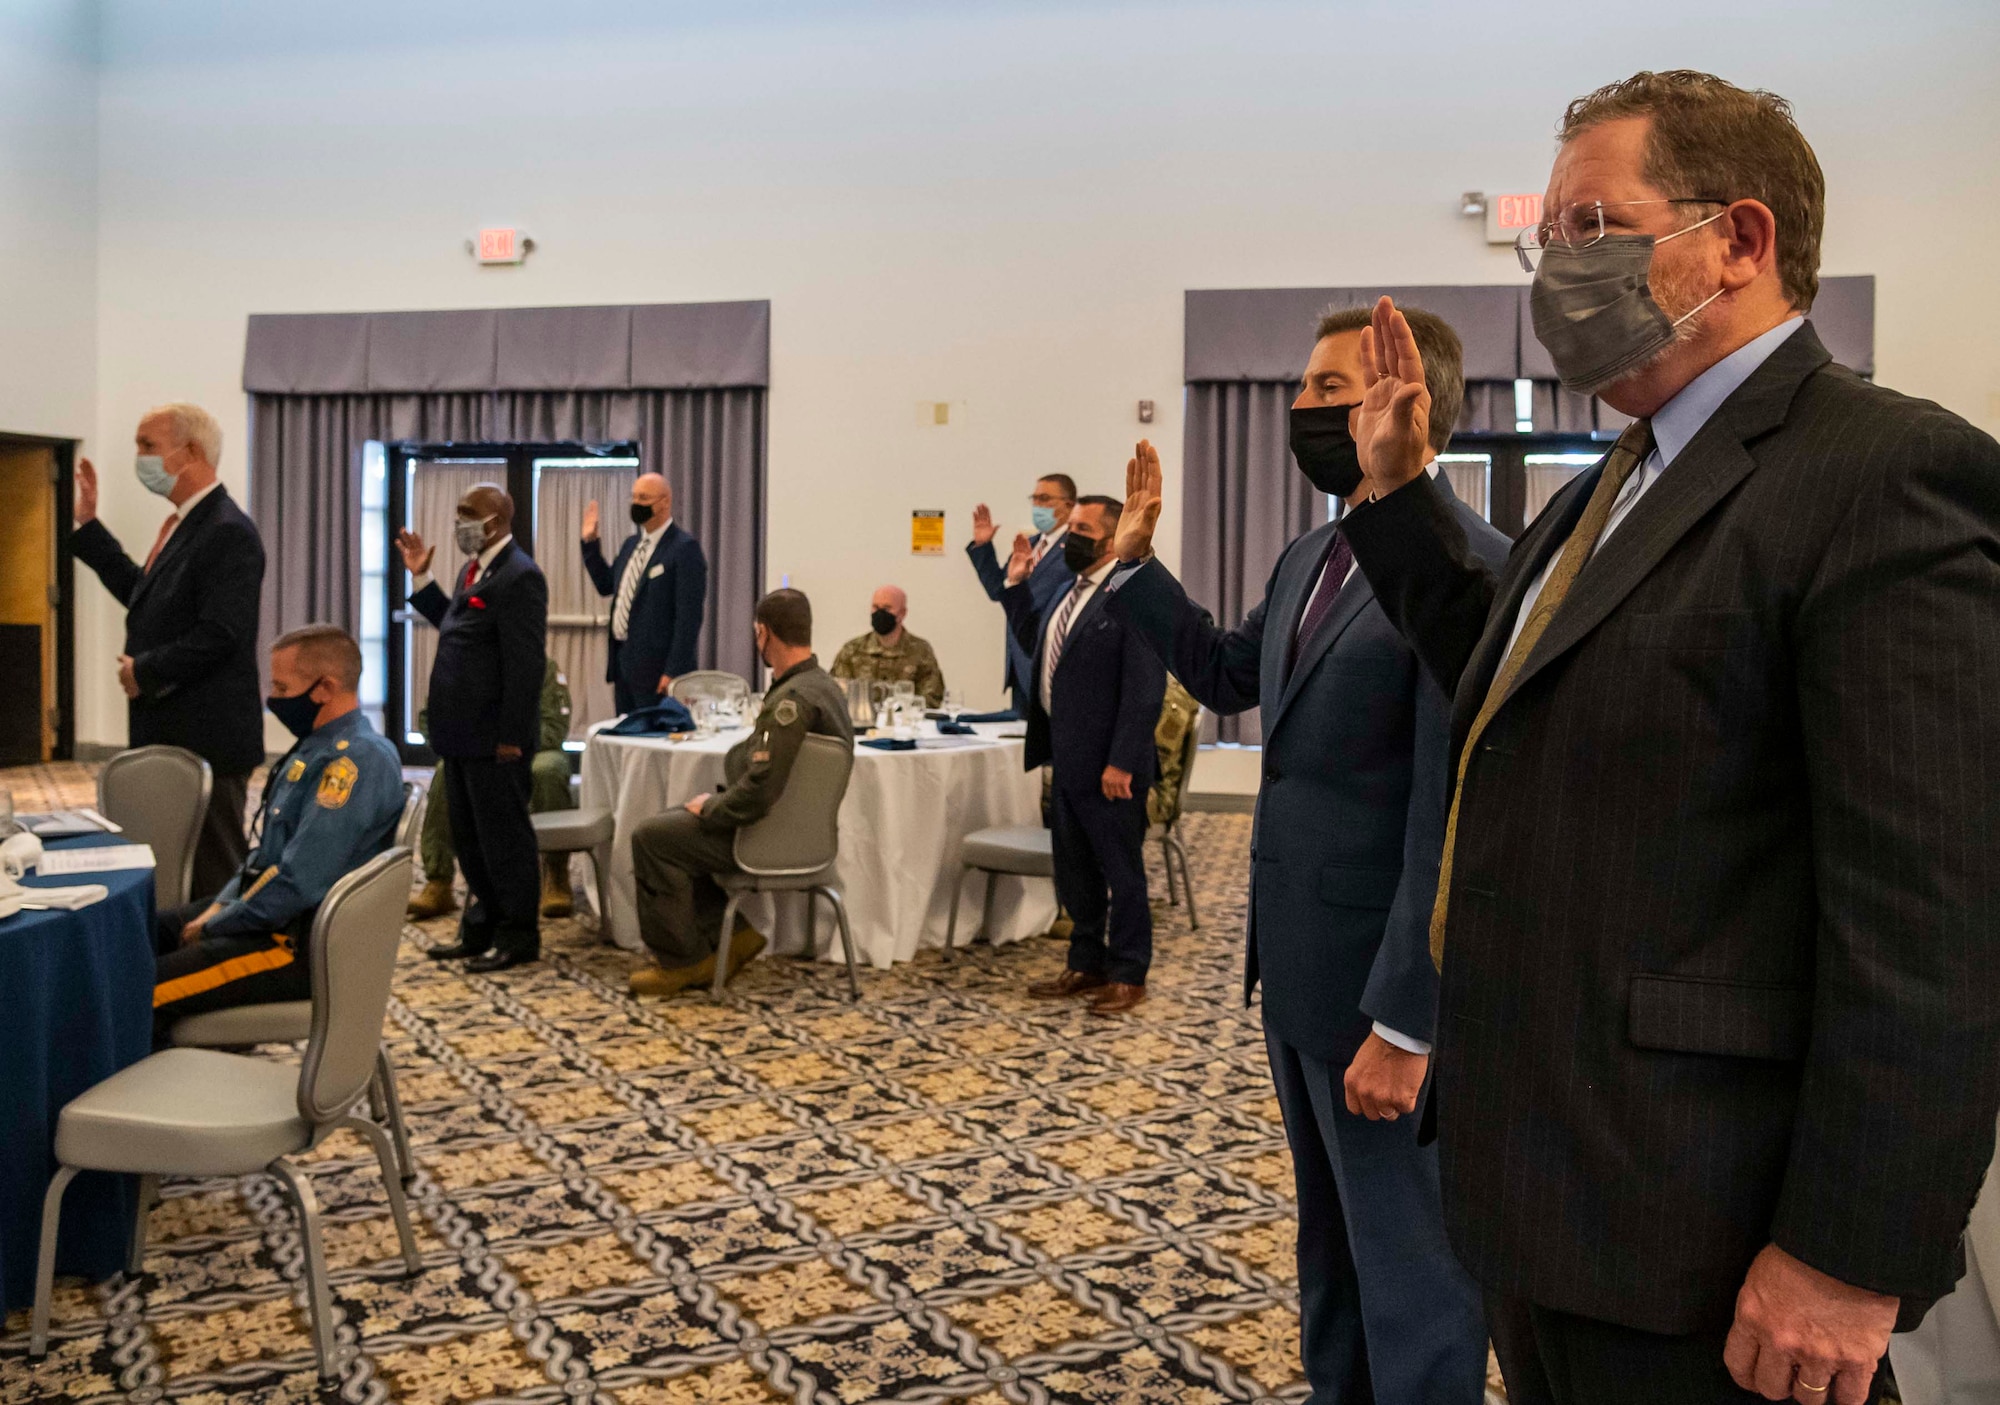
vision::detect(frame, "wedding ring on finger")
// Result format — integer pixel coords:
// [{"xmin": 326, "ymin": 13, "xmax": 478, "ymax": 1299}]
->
[{"xmin": 1794, "ymin": 1376, "xmax": 1830, "ymax": 1395}]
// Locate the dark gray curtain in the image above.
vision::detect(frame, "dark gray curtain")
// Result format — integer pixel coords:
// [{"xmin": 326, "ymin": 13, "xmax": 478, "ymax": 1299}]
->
[
  {"xmin": 250, "ymin": 387, "xmax": 764, "ymax": 679},
  {"xmin": 244, "ymin": 301, "xmax": 770, "ymax": 681}
]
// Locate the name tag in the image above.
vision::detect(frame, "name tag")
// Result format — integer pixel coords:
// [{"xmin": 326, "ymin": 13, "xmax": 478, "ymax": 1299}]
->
[{"xmin": 647, "ymin": 563, "xmax": 664, "ymax": 579}]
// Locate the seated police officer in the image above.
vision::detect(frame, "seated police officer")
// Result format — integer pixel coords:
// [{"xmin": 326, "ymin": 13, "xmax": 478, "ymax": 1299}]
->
[
  {"xmin": 152, "ymin": 624, "xmax": 403, "ymax": 1041},
  {"xmin": 627, "ymin": 589, "xmax": 853, "ymax": 998}
]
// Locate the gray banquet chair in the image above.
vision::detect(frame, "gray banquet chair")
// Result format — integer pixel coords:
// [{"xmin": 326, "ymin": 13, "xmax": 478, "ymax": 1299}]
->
[
  {"xmin": 711, "ymin": 733, "xmax": 860, "ymax": 1000},
  {"xmin": 98, "ymin": 744, "xmax": 210, "ymax": 911},
  {"xmin": 668, "ymin": 670, "xmax": 751, "ymax": 709},
  {"xmin": 396, "ymin": 777, "xmax": 427, "ymax": 851},
  {"xmin": 30, "ymin": 848, "xmax": 422, "ymax": 1381},
  {"xmin": 532, "ymin": 807, "xmax": 615, "ymax": 924},
  {"xmin": 941, "ymin": 826, "xmax": 1053, "ymax": 960},
  {"xmin": 1152, "ymin": 707, "xmax": 1202, "ymax": 930}
]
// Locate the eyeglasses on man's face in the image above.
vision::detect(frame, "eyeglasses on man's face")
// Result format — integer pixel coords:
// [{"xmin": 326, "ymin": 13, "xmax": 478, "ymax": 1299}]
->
[{"xmin": 1514, "ymin": 198, "xmax": 1729, "ymax": 272}]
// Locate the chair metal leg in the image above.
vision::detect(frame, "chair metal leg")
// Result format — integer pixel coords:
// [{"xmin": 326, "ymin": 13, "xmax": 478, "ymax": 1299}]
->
[
  {"xmin": 340, "ymin": 1115, "xmax": 423, "ymax": 1275},
  {"xmin": 816, "ymin": 886, "xmax": 861, "ymax": 1002},
  {"xmin": 374, "ymin": 1046, "xmax": 417, "ymax": 1185},
  {"xmin": 269, "ymin": 1158, "xmax": 337, "ymax": 1380},
  {"xmin": 711, "ymin": 894, "xmax": 743, "ymax": 997},
  {"xmin": 942, "ymin": 864, "xmax": 970, "ymax": 961},
  {"xmin": 128, "ymin": 1174, "xmax": 160, "ymax": 1275},
  {"xmin": 1160, "ymin": 833, "xmax": 1181, "ymax": 906},
  {"xmin": 977, "ymin": 868, "xmax": 996, "ymax": 945},
  {"xmin": 588, "ymin": 843, "xmax": 612, "ymax": 930},
  {"xmin": 1171, "ymin": 834, "xmax": 1199, "ymax": 930},
  {"xmin": 29, "ymin": 1164, "xmax": 81, "ymax": 1357}
]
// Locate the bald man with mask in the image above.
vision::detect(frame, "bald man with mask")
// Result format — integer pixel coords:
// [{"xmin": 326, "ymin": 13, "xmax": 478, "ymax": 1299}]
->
[
  {"xmin": 582, "ymin": 473, "xmax": 709, "ymax": 714},
  {"xmin": 398, "ymin": 485, "xmax": 549, "ymax": 972}
]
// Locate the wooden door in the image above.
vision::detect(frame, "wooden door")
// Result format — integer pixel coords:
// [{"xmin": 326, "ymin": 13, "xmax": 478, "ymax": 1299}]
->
[{"xmin": 0, "ymin": 443, "xmax": 56, "ymax": 761}]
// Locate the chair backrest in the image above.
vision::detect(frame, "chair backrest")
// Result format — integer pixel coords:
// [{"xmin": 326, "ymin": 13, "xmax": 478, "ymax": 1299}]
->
[
  {"xmin": 1164, "ymin": 707, "xmax": 1203, "ymax": 828},
  {"xmin": 733, "ymin": 734, "xmax": 853, "ymax": 877},
  {"xmin": 297, "ymin": 846, "xmax": 414, "ymax": 1127},
  {"xmin": 99, "ymin": 745, "xmax": 211, "ymax": 910},
  {"xmin": 669, "ymin": 671, "xmax": 751, "ymax": 707},
  {"xmin": 396, "ymin": 779, "xmax": 426, "ymax": 851}
]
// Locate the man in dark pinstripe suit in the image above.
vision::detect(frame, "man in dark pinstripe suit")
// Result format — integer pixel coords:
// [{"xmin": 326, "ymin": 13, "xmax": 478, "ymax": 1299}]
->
[{"xmin": 1340, "ymin": 72, "xmax": 2000, "ymax": 1405}]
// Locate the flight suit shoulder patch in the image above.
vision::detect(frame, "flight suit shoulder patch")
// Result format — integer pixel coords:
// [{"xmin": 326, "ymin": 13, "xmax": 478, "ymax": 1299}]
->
[
  {"xmin": 316, "ymin": 756, "xmax": 359, "ymax": 809},
  {"xmin": 773, "ymin": 699, "xmax": 800, "ymax": 726},
  {"xmin": 285, "ymin": 757, "xmax": 307, "ymax": 783}
]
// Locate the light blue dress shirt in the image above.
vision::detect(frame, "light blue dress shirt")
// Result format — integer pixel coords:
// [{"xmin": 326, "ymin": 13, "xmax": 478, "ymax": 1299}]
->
[{"xmin": 1500, "ymin": 317, "xmax": 1805, "ymax": 661}]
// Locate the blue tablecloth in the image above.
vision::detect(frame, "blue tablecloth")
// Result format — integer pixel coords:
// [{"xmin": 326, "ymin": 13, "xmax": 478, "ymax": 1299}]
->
[{"xmin": 0, "ymin": 833, "xmax": 155, "ymax": 1317}]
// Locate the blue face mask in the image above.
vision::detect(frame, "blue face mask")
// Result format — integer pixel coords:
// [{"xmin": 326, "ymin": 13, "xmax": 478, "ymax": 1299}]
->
[
  {"xmin": 135, "ymin": 454, "xmax": 177, "ymax": 496},
  {"xmin": 1030, "ymin": 506, "xmax": 1058, "ymax": 535}
]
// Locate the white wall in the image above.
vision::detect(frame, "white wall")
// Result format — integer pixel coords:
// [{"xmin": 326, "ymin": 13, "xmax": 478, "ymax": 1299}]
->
[
  {"xmin": 0, "ymin": 0, "xmax": 96, "ymax": 438},
  {"xmin": 69, "ymin": 0, "xmax": 2000, "ymax": 748}
]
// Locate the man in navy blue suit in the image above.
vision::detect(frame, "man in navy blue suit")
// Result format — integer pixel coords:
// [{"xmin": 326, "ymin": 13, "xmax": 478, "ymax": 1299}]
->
[
  {"xmin": 396, "ymin": 484, "xmax": 549, "ymax": 973},
  {"xmin": 1000, "ymin": 496, "xmax": 1165, "ymax": 1016},
  {"xmin": 1102, "ymin": 307, "xmax": 1508, "ymax": 1403},
  {"xmin": 581, "ymin": 473, "xmax": 708, "ymax": 714},
  {"xmin": 966, "ymin": 474, "xmax": 1076, "ymax": 712}
]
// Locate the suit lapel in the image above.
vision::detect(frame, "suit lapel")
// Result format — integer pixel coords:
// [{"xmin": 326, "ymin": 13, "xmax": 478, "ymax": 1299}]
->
[
  {"xmin": 1497, "ymin": 324, "xmax": 1832, "ymax": 712},
  {"xmin": 1260, "ymin": 521, "xmax": 1334, "ymax": 724},
  {"xmin": 130, "ymin": 487, "xmax": 226, "ymax": 607}
]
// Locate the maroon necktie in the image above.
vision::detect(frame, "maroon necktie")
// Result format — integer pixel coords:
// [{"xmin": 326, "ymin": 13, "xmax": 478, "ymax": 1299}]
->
[
  {"xmin": 1288, "ymin": 532, "xmax": 1353, "ymax": 677},
  {"xmin": 460, "ymin": 559, "xmax": 479, "ymax": 592}
]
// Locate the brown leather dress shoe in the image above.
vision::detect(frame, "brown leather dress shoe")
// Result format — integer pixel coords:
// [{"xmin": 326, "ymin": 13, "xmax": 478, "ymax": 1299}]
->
[
  {"xmin": 1086, "ymin": 982, "xmax": 1147, "ymax": 1016},
  {"xmin": 1027, "ymin": 969, "xmax": 1109, "ymax": 999}
]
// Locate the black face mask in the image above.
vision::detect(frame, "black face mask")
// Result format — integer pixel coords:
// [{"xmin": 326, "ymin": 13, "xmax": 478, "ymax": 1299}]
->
[
  {"xmin": 870, "ymin": 608, "xmax": 897, "ymax": 636},
  {"xmin": 1062, "ymin": 532, "xmax": 1104, "ymax": 575},
  {"xmin": 266, "ymin": 688, "xmax": 323, "ymax": 740},
  {"xmin": 629, "ymin": 502, "xmax": 655, "ymax": 526},
  {"xmin": 1288, "ymin": 403, "xmax": 1365, "ymax": 497}
]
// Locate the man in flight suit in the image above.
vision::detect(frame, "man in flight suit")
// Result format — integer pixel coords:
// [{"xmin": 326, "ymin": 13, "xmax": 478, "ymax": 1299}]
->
[
  {"xmin": 152, "ymin": 624, "xmax": 403, "ymax": 1042},
  {"xmin": 627, "ymin": 589, "xmax": 853, "ymax": 998}
]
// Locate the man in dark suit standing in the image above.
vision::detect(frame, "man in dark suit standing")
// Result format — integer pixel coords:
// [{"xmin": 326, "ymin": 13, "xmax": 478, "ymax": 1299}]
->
[
  {"xmin": 397, "ymin": 484, "xmax": 548, "ymax": 973},
  {"xmin": 1103, "ymin": 306, "xmax": 1505, "ymax": 1403},
  {"xmin": 967, "ymin": 474, "xmax": 1076, "ymax": 711},
  {"xmin": 1000, "ymin": 496, "xmax": 1164, "ymax": 1015},
  {"xmin": 581, "ymin": 473, "xmax": 707, "ymax": 714},
  {"xmin": 1343, "ymin": 72, "xmax": 2000, "ymax": 1405},
  {"xmin": 72, "ymin": 403, "xmax": 265, "ymax": 897}
]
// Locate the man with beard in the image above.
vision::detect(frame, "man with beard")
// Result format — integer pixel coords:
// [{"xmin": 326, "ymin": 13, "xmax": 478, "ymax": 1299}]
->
[
  {"xmin": 1344, "ymin": 71, "xmax": 2000, "ymax": 1404},
  {"xmin": 1106, "ymin": 306, "xmax": 1505, "ymax": 1402}
]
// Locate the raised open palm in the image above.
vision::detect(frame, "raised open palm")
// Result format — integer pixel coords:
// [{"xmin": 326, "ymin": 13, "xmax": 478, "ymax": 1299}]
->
[
  {"xmin": 1116, "ymin": 441, "xmax": 1163, "ymax": 561},
  {"xmin": 1354, "ymin": 296, "xmax": 1433, "ymax": 496}
]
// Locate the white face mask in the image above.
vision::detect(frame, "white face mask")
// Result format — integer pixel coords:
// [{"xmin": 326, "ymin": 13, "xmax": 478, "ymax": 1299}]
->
[{"xmin": 454, "ymin": 516, "xmax": 494, "ymax": 556}]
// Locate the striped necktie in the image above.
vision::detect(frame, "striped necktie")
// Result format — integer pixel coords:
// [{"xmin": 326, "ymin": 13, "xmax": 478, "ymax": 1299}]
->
[
  {"xmin": 1428, "ymin": 418, "xmax": 1654, "ymax": 966},
  {"xmin": 612, "ymin": 534, "xmax": 655, "ymax": 641},
  {"xmin": 1041, "ymin": 575, "xmax": 1091, "ymax": 709}
]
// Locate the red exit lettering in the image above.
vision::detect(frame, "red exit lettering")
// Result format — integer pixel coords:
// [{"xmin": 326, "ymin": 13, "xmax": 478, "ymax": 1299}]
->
[
  {"xmin": 1495, "ymin": 194, "xmax": 1543, "ymax": 230},
  {"xmin": 477, "ymin": 227, "xmax": 517, "ymax": 262}
]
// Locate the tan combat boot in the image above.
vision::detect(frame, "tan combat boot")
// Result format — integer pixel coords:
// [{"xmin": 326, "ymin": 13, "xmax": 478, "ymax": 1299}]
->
[
  {"xmin": 407, "ymin": 879, "xmax": 458, "ymax": 920},
  {"xmin": 540, "ymin": 857, "xmax": 574, "ymax": 918}
]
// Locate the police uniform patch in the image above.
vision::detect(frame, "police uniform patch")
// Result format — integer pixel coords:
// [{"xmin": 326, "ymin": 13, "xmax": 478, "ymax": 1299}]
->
[
  {"xmin": 284, "ymin": 757, "xmax": 307, "ymax": 783},
  {"xmin": 774, "ymin": 699, "xmax": 800, "ymax": 725},
  {"xmin": 316, "ymin": 756, "xmax": 359, "ymax": 809},
  {"xmin": 336, "ymin": 739, "xmax": 350, "ymax": 751}
]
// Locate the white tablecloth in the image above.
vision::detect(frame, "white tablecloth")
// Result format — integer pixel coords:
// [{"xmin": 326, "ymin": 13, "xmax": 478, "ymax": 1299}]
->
[{"xmin": 580, "ymin": 722, "xmax": 1055, "ymax": 967}]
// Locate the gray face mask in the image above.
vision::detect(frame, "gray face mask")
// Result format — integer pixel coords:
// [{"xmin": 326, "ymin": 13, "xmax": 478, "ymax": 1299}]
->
[
  {"xmin": 1528, "ymin": 215, "xmax": 1725, "ymax": 395},
  {"xmin": 454, "ymin": 516, "xmax": 493, "ymax": 556}
]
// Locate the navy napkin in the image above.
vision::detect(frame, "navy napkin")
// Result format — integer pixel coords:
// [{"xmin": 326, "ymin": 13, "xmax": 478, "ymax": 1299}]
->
[{"xmin": 603, "ymin": 700, "xmax": 697, "ymax": 736}]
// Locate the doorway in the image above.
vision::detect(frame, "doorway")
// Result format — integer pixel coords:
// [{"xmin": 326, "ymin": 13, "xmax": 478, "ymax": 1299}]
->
[
  {"xmin": 378, "ymin": 440, "xmax": 641, "ymax": 765},
  {"xmin": 0, "ymin": 434, "xmax": 76, "ymax": 764},
  {"xmin": 1431, "ymin": 433, "xmax": 1609, "ymax": 537}
]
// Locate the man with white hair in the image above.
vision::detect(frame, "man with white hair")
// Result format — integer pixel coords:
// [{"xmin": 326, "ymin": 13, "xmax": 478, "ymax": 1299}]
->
[{"xmin": 74, "ymin": 403, "xmax": 267, "ymax": 895}]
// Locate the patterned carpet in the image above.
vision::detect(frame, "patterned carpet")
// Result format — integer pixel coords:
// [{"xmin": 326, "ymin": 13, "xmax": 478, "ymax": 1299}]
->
[{"xmin": 1, "ymin": 762, "xmax": 1506, "ymax": 1405}]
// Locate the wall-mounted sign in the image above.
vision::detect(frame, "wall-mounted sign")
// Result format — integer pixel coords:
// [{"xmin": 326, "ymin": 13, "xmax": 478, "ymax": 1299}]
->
[
  {"xmin": 911, "ymin": 509, "xmax": 945, "ymax": 555},
  {"xmin": 471, "ymin": 227, "xmax": 533, "ymax": 265},
  {"xmin": 1485, "ymin": 193, "xmax": 1543, "ymax": 245}
]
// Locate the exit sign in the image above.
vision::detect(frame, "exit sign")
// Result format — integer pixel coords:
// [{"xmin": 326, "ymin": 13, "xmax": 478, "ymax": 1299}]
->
[
  {"xmin": 475, "ymin": 227, "xmax": 525, "ymax": 264},
  {"xmin": 1485, "ymin": 193, "xmax": 1543, "ymax": 245}
]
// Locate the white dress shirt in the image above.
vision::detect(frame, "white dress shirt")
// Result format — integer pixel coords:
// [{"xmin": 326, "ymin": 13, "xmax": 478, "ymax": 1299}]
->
[
  {"xmin": 151, "ymin": 478, "xmax": 222, "ymax": 557},
  {"xmin": 415, "ymin": 532, "xmax": 514, "ymax": 595},
  {"xmin": 1039, "ymin": 553, "xmax": 1116, "ymax": 714},
  {"xmin": 1500, "ymin": 318, "xmax": 1804, "ymax": 660}
]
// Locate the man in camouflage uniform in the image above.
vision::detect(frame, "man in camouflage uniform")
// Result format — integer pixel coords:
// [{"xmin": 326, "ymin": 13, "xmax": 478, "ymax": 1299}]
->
[
  {"xmin": 628, "ymin": 590, "xmax": 854, "ymax": 997},
  {"xmin": 409, "ymin": 657, "xmax": 577, "ymax": 920},
  {"xmin": 1148, "ymin": 675, "xmax": 1200, "ymax": 828},
  {"xmin": 829, "ymin": 584, "xmax": 946, "ymax": 708}
]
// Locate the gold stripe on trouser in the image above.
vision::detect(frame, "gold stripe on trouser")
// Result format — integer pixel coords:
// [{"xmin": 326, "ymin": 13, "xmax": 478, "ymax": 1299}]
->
[
  {"xmin": 154, "ymin": 936, "xmax": 295, "ymax": 1007},
  {"xmin": 1428, "ymin": 419, "xmax": 1654, "ymax": 968}
]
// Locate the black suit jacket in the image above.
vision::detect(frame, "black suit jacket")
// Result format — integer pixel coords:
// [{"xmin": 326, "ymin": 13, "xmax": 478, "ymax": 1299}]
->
[
  {"xmin": 1342, "ymin": 322, "xmax": 2000, "ymax": 1335},
  {"xmin": 1001, "ymin": 571, "xmax": 1164, "ymax": 793},
  {"xmin": 1106, "ymin": 473, "xmax": 1509, "ymax": 1060},
  {"xmin": 581, "ymin": 522, "xmax": 707, "ymax": 693},
  {"xmin": 970, "ymin": 533, "xmax": 1074, "ymax": 697},
  {"xmin": 410, "ymin": 541, "xmax": 549, "ymax": 759},
  {"xmin": 73, "ymin": 487, "xmax": 265, "ymax": 775}
]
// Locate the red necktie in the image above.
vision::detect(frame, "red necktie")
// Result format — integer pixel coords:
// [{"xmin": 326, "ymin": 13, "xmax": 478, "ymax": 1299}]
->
[
  {"xmin": 143, "ymin": 515, "xmax": 180, "ymax": 574},
  {"xmin": 461, "ymin": 559, "xmax": 479, "ymax": 591}
]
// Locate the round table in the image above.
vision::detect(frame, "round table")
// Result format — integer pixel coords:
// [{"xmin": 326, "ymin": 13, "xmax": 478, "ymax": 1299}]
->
[
  {"xmin": 0, "ymin": 834, "xmax": 155, "ymax": 1317},
  {"xmin": 580, "ymin": 722, "xmax": 1055, "ymax": 967}
]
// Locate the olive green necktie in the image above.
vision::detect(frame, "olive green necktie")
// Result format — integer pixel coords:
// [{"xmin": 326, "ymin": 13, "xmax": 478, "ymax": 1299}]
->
[{"xmin": 1428, "ymin": 418, "xmax": 1655, "ymax": 968}]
